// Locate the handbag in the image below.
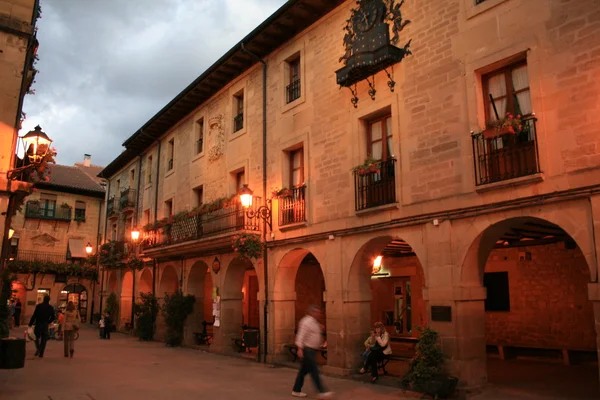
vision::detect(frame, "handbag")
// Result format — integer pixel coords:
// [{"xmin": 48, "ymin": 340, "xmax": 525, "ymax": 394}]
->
[
  {"xmin": 71, "ymin": 311, "xmax": 80, "ymax": 331},
  {"xmin": 26, "ymin": 326, "xmax": 36, "ymax": 341}
]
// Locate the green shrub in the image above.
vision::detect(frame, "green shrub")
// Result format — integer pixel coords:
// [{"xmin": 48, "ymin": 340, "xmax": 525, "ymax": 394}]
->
[
  {"xmin": 134, "ymin": 292, "xmax": 158, "ymax": 341},
  {"xmin": 403, "ymin": 327, "xmax": 446, "ymax": 387},
  {"xmin": 104, "ymin": 292, "xmax": 119, "ymax": 321},
  {"xmin": 161, "ymin": 290, "xmax": 195, "ymax": 347}
]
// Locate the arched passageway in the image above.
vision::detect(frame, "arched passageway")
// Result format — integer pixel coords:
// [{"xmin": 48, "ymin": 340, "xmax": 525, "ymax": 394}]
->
[
  {"xmin": 221, "ymin": 257, "xmax": 259, "ymax": 356},
  {"xmin": 138, "ymin": 268, "xmax": 153, "ymax": 297},
  {"xmin": 273, "ymin": 249, "xmax": 326, "ymax": 362},
  {"xmin": 159, "ymin": 265, "xmax": 179, "ymax": 297},
  {"xmin": 460, "ymin": 217, "xmax": 599, "ymax": 397},
  {"xmin": 345, "ymin": 236, "xmax": 426, "ymax": 372},
  {"xmin": 120, "ymin": 271, "xmax": 133, "ymax": 329},
  {"xmin": 60, "ymin": 283, "xmax": 89, "ymax": 323},
  {"xmin": 185, "ymin": 261, "xmax": 214, "ymax": 346}
]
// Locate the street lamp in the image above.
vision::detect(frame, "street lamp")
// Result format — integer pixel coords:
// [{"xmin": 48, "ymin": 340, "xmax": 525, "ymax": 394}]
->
[
  {"xmin": 238, "ymin": 184, "xmax": 272, "ymax": 230},
  {"xmin": 8, "ymin": 228, "xmax": 14, "ymax": 240},
  {"xmin": 372, "ymin": 255, "xmax": 383, "ymax": 274},
  {"xmin": 85, "ymin": 242, "xmax": 93, "ymax": 255},
  {"xmin": 130, "ymin": 229, "xmax": 140, "ymax": 242},
  {"xmin": 21, "ymin": 125, "xmax": 52, "ymax": 163}
]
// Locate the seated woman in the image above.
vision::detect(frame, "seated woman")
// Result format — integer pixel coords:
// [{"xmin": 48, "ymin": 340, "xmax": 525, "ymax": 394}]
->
[{"xmin": 360, "ymin": 322, "xmax": 391, "ymax": 383}]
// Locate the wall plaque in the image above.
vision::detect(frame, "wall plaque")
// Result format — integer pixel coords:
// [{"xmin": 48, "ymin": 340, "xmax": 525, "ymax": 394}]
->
[{"xmin": 431, "ymin": 306, "xmax": 452, "ymax": 322}]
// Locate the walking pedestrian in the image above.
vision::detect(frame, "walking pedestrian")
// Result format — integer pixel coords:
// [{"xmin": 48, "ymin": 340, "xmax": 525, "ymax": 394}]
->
[
  {"xmin": 63, "ymin": 301, "xmax": 80, "ymax": 358},
  {"xmin": 99, "ymin": 314, "xmax": 105, "ymax": 339},
  {"xmin": 8, "ymin": 299, "xmax": 15, "ymax": 329},
  {"xmin": 104, "ymin": 313, "xmax": 112, "ymax": 339},
  {"xmin": 14, "ymin": 299, "xmax": 22, "ymax": 328},
  {"xmin": 28, "ymin": 295, "xmax": 55, "ymax": 358},
  {"xmin": 291, "ymin": 305, "xmax": 333, "ymax": 399}
]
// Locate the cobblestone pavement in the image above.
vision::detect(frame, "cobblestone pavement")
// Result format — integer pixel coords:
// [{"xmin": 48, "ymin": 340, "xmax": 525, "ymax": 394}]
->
[{"xmin": 0, "ymin": 326, "xmax": 414, "ymax": 400}]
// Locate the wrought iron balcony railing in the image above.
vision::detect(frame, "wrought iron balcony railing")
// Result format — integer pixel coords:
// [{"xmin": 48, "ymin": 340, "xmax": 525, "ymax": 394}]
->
[
  {"xmin": 233, "ymin": 112, "xmax": 244, "ymax": 132},
  {"xmin": 107, "ymin": 196, "xmax": 117, "ymax": 218},
  {"xmin": 353, "ymin": 158, "xmax": 397, "ymax": 211},
  {"xmin": 142, "ymin": 200, "xmax": 259, "ymax": 250},
  {"xmin": 16, "ymin": 250, "xmax": 67, "ymax": 263},
  {"xmin": 471, "ymin": 116, "xmax": 540, "ymax": 186},
  {"xmin": 119, "ymin": 188, "xmax": 137, "ymax": 211},
  {"xmin": 278, "ymin": 185, "xmax": 306, "ymax": 226},
  {"xmin": 286, "ymin": 78, "xmax": 301, "ymax": 104},
  {"xmin": 25, "ymin": 201, "xmax": 72, "ymax": 221}
]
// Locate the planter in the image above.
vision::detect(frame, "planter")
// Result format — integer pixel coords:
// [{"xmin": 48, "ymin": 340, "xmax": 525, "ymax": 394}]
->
[
  {"xmin": 412, "ymin": 376, "xmax": 458, "ymax": 399},
  {"xmin": 483, "ymin": 126, "xmax": 515, "ymax": 139},
  {"xmin": 0, "ymin": 338, "xmax": 26, "ymax": 369}
]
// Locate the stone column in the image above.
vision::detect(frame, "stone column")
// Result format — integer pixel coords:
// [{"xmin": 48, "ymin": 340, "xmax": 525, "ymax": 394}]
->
[
  {"xmin": 588, "ymin": 283, "xmax": 600, "ymax": 383},
  {"xmin": 424, "ymin": 286, "xmax": 488, "ymax": 390},
  {"xmin": 270, "ymin": 291, "xmax": 296, "ymax": 363},
  {"xmin": 211, "ymin": 295, "xmax": 243, "ymax": 355}
]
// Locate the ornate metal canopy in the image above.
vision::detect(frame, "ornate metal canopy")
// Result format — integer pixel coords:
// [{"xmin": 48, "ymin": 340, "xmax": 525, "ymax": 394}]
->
[{"xmin": 335, "ymin": 0, "xmax": 412, "ymax": 107}]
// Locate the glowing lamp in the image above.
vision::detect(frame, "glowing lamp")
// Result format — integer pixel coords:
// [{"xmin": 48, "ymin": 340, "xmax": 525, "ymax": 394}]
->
[
  {"xmin": 239, "ymin": 184, "xmax": 254, "ymax": 209},
  {"xmin": 372, "ymin": 255, "xmax": 383, "ymax": 274},
  {"xmin": 8, "ymin": 228, "xmax": 15, "ymax": 240},
  {"xmin": 21, "ymin": 125, "xmax": 52, "ymax": 163},
  {"xmin": 131, "ymin": 229, "xmax": 140, "ymax": 241},
  {"xmin": 85, "ymin": 242, "xmax": 93, "ymax": 255}
]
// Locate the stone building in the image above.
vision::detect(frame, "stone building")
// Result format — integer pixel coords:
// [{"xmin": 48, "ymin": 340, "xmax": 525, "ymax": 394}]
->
[
  {"xmin": 99, "ymin": 0, "xmax": 600, "ymax": 390},
  {"xmin": 0, "ymin": 0, "xmax": 39, "ymax": 275},
  {"xmin": 8, "ymin": 156, "xmax": 105, "ymax": 324}
]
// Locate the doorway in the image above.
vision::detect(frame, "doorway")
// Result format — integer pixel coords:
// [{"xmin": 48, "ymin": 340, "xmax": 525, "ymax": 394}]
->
[{"xmin": 60, "ymin": 284, "xmax": 88, "ymax": 323}]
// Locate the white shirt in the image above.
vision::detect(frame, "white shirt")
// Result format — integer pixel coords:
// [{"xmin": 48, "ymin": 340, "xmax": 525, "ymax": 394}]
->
[{"xmin": 295, "ymin": 315, "xmax": 323, "ymax": 350}]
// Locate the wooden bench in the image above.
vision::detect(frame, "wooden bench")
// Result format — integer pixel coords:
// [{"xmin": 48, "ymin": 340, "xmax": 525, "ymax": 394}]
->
[
  {"xmin": 283, "ymin": 343, "xmax": 328, "ymax": 362},
  {"xmin": 193, "ymin": 320, "xmax": 214, "ymax": 345},
  {"xmin": 487, "ymin": 344, "xmax": 597, "ymax": 366},
  {"xmin": 377, "ymin": 354, "xmax": 406, "ymax": 375}
]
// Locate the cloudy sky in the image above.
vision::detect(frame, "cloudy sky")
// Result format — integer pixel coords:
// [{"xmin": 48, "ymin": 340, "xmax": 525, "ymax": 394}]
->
[{"xmin": 21, "ymin": 0, "xmax": 287, "ymax": 167}]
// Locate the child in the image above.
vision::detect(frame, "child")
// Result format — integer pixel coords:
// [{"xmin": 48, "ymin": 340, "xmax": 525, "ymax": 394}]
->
[
  {"xmin": 359, "ymin": 330, "xmax": 375, "ymax": 374},
  {"xmin": 99, "ymin": 314, "xmax": 105, "ymax": 339}
]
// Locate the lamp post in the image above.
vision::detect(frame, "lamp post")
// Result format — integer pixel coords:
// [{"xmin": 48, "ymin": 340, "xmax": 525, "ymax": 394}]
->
[
  {"xmin": 85, "ymin": 243, "xmax": 93, "ymax": 255},
  {"xmin": 130, "ymin": 229, "xmax": 140, "ymax": 333}
]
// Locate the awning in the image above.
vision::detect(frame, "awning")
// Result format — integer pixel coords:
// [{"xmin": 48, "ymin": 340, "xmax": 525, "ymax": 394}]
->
[{"xmin": 68, "ymin": 238, "xmax": 86, "ymax": 259}]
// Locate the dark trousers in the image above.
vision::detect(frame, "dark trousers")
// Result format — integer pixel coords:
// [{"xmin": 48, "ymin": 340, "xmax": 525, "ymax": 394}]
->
[
  {"xmin": 293, "ymin": 348, "xmax": 327, "ymax": 393},
  {"xmin": 99, "ymin": 327, "xmax": 105, "ymax": 338},
  {"xmin": 14, "ymin": 311, "xmax": 21, "ymax": 327},
  {"xmin": 367, "ymin": 348, "xmax": 385, "ymax": 378},
  {"xmin": 34, "ymin": 326, "xmax": 49, "ymax": 356},
  {"xmin": 104, "ymin": 327, "xmax": 111, "ymax": 339}
]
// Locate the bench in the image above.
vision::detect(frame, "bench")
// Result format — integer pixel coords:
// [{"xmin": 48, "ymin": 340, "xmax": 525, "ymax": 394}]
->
[
  {"xmin": 487, "ymin": 344, "xmax": 597, "ymax": 366},
  {"xmin": 124, "ymin": 322, "xmax": 133, "ymax": 332},
  {"xmin": 284, "ymin": 344, "xmax": 328, "ymax": 362},
  {"xmin": 232, "ymin": 325, "xmax": 259, "ymax": 353},
  {"xmin": 193, "ymin": 320, "xmax": 214, "ymax": 345},
  {"xmin": 377, "ymin": 354, "xmax": 406, "ymax": 375}
]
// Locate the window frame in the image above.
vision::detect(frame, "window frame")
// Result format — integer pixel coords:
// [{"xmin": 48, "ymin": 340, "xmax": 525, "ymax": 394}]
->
[
  {"xmin": 367, "ymin": 115, "xmax": 393, "ymax": 162},
  {"xmin": 289, "ymin": 148, "xmax": 304, "ymax": 188},
  {"xmin": 286, "ymin": 56, "xmax": 301, "ymax": 104},
  {"xmin": 482, "ymin": 58, "xmax": 530, "ymax": 121},
  {"xmin": 167, "ymin": 139, "xmax": 175, "ymax": 171},
  {"xmin": 197, "ymin": 118, "xmax": 204, "ymax": 154},
  {"xmin": 147, "ymin": 155, "xmax": 153, "ymax": 184}
]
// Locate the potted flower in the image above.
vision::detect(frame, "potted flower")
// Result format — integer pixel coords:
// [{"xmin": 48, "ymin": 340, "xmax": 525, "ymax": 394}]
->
[
  {"xmin": 60, "ymin": 202, "xmax": 71, "ymax": 209},
  {"xmin": 402, "ymin": 327, "xmax": 458, "ymax": 398},
  {"xmin": 483, "ymin": 113, "xmax": 524, "ymax": 139},
  {"xmin": 232, "ymin": 233, "xmax": 265, "ymax": 260},
  {"xmin": 272, "ymin": 188, "xmax": 293, "ymax": 198}
]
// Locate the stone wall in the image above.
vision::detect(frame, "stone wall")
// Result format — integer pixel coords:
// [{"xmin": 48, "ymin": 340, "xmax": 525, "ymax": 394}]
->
[
  {"xmin": 485, "ymin": 243, "xmax": 596, "ymax": 350},
  {"xmin": 294, "ymin": 262, "xmax": 325, "ymax": 328}
]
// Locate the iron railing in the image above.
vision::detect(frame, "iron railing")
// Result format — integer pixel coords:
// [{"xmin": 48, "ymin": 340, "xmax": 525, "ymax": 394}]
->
[
  {"xmin": 142, "ymin": 200, "xmax": 259, "ymax": 250},
  {"xmin": 278, "ymin": 186, "xmax": 306, "ymax": 226},
  {"xmin": 353, "ymin": 158, "xmax": 397, "ymax": 211},
  {"xmin": 25, "ymin": 201, "xmax": 71, "ymax": 221},
  {"xmin": 107, "ymin": 196, "xmax": 117, "ymax": 218},
  {"xmin": 119, "ymin": 188, "xmax": 137, "ymax": 211},
  {"xmin": 16, "ymin": 250, "xmax": 67, "ymax": 263},
  {"xmin": 286, "ymin": 78, "xmax": 301, "ymax": 103},
  {"xmin": 233, "ymin": 112, "xmax": 244, "ymax": 132},
  {"xmin": 472, "ymin": 116, "xmax": 540, "ymax": 186}
]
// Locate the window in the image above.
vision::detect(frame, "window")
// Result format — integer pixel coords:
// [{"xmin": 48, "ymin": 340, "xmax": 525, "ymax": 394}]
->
[
  {"xmin": 194, "ymin": 186, "xmax": 204, "ymax": 207},
  {"xmin": 74, "ymin": 201, "xmax": 86, "ymax": 221},
  {"xmin": 196, "ymin": 118, "xmax": 204, "ymax": 154},
  {"xmin": 286, "ymin": 56, "xmax": 301, "ymax": 103},
  {"xmin": 235, "ymin": 171, "xmax": 245, "ymax": 192},
  {"xmin": 484, "ymin": 272, "xmax": 510, "ymax": 312},
  {"xmin": 290, "ymin": 148, "xmax": 304, "ymax": 187},
  {"xmin": 233, "ymin": 92, "xmax": 244, "ymax": 132},
  {"xmin": 164, "ymin": 199, "xmax": 173, "ymax": 217},
  {"xmin": 130, "ymin": 169, "xmax": 135, "ymax": 186},
  {"xmin": 111, "ymin": 223, "xmax": 117, "ymax": 241},
  {"xmin": 147, "ymin": 155, "xmax": 153, "ymax": 184},
  {"xmin": 40, "ymin": 193, "xmax": 57, "ymax": 218},
  {"xmin": 367, "ymin": 116, "xmax": 393, "ymax": 161},
  {"xmin": 167, "ymin": 139, "xmax": 174, "ymax": 171},
  {"xmin": 144, "ymin": 209, "xmax": 151, "ymax": 225},
  {"xmin": 484, "ymin": 60, "xmax": 531, "ymax": 120},
  {"xmin": 116, "ymin": 179, "xmax": 121, "ymax": 194}
]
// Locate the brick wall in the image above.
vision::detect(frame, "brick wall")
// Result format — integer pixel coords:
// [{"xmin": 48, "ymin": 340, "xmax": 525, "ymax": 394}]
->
[{"xmin": 485, "ymin": 243, "xmax": 596, "ymax": 350}]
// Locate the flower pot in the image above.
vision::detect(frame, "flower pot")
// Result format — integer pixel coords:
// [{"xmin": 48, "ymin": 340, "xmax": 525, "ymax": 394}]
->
[
  {"xmin": 413, "ymin": 376, "xmax": 458, "ymax": 399},
  {"xmin": 483, "ymin": 126, "xmax": 515, "ymax": 139},
  {"xmin": 0, "ymin": 338, "xmax": 26, "ymax": 369},
  {"xmin": 281, "ymin": 190, "xmax": 293, "ymax": 197}
]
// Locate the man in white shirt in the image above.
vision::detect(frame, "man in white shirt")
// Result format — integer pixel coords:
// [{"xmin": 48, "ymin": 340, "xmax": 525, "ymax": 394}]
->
[{"xmin": 292, "ymin": 305, "xmax": 333, "ymax": 398}]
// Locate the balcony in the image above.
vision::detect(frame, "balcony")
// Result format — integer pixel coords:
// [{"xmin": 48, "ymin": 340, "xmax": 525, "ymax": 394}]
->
[
  {"xmin": 119, "ymin": 188, "xmax": 137, "ymax": 212},
  {"xmin": 353, "ymin": 158, "xmax": 397, "ymax": 212},
  {"xmin": 233, "ymin": 112, "xmax": 244, "ymax": 132},
  {"xmin": 142, "ymin": 201, "xmax": 259, "ymax": 251},
  {"xmin": 286, "ymin": 78, "xmax": 301, "ymax": 104},
  {"xmin": 16, "ymin": 250, "xmax": 66, "ymax": 263},
  {"xmin": 107, "ymin": 196, "xmax": 117, "ymax": 219},
  {"xmin": 278, "ymin": 186, "xmax": 306, "ymax": 226},
  {"xmin": 25, "ymin": 201, "xmax": 71, "ymax": 221},
  {"xmin": 472, "ymin": 116, "xmax": 540, "ymax": 186}
]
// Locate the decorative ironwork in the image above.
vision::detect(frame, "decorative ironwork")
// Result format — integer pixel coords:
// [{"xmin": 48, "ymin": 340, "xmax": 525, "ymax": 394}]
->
[
  {"xmin": 25, "ymin": 201, "xmax": 71, "ymax": 221},
  {"xmin": 278, "ymin": 186, "xmax": 306, "ymax": 226},
  {"xmin": 119, "ymin": 188, "xmax": 137, "ymax": 211},
  {"xmin": 336, "ymin": 0, "xmax": 412, "ymax": 105},
  {"xmin": 471, "ymin": 116, "xmax": 540, "ymax": 186},
  {"xmin": 107, "ymin": 196, "xmax": 117, "ymax": 218},
  {"xmin": 353, "ymin": 158, "xmax": 396, "ymax": 211},
  {"xmin": 384, "ymin": 67, "xmax": 395, "ymax": 92},
  {"xmin": 367, "ymin": 75, "xmax": 377, "ymax": 100},
  {"xmin": 233, "ymin": 112, "xmax": 244, "ymax": 132},
  {"xmin": 286, "ymin": 78, "xmax": 301, "ymax": 103},
  {"xmin": 16, "ymin": 250, "xmax": 67, "ymax": 264},
  {"xmin": 244, "ymin": 200, "xmax": 272, "ymax": 231},
  {"xmin": 349, "ymin": 84, "xmax": 359, "ymax": 108}
]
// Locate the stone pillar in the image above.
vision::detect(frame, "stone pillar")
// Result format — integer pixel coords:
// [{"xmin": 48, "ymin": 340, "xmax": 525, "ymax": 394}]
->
[
  {"xmin": 211, "ymin": 295, "xmax": 243, "ymax": 354},
  {"xmin": 183, "ymin": 293, "xmax": 205, "ymax": 347},
  {"xmin": 424, "ymin": 286, "xmax": 488, "ymax": 390},
  {"xmin": 270, "ymin": 291, "xmax": 296, "ymax": 363},
  {"xmin": 588, "ymin": 283, "xmax": 600, "ymax": 383}
]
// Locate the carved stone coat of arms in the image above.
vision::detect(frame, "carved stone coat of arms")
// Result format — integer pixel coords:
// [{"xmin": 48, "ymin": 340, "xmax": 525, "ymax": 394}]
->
[{"xmin": 207, "ymin": 115, "xmax": 225, "ymax": 162}]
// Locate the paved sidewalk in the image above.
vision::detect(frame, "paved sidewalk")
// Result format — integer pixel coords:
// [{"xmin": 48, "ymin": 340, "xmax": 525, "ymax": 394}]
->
[{"xmin": 0, "ymin": 327, "xmax": 413, "ymax": 400}]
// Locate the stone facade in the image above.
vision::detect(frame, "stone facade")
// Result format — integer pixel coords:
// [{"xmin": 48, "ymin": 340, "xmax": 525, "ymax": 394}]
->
[{"xmin": 99, "ymin": 0, "xmax": 600, "ymax": 390}]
